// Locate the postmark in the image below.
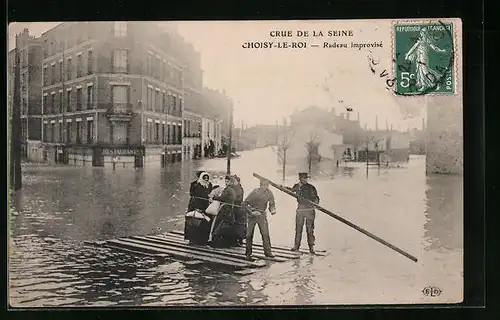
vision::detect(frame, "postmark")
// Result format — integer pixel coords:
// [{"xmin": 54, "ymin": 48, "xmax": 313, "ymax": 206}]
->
[{"xmin": 393, "ymin": 20, "xmax": 455, "ymax": 96}]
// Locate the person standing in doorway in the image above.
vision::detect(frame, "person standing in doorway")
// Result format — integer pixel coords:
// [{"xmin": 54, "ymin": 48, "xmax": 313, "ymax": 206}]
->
[
  {"xmin": 243, "ymin": 179, "xmax": 276, "ymax": 260},
  {"xmin": 286, "ymin": 172, "xmax": 320, "ymax": 254}
]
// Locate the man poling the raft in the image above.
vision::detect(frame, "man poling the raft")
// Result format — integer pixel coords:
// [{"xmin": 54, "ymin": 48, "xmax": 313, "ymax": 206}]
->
[{"xmin": 252, "ymin": 173, "xmax": 419, "ymax": 263}]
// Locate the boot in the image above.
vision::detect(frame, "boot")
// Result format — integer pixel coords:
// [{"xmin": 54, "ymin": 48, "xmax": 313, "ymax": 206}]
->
[
  {"xmin": 309, "ymin": 246, "xmax": 315, "ymax": 254},
  {"xmin": 290, "ymin": 246, "xmax": 299, "ymax": 252},
  {"xmin": 265, "ymin": 252, "xmax": 275, "ymax": 258},
  {"xmin": 245, "ymin": 255, "xmax": 254, "ymax": 261}
]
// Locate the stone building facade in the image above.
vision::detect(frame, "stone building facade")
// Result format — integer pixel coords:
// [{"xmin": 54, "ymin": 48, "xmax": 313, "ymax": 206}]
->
[{"xmin": 8, "ymin": 28, "xmax": 44, "ymax": 162}]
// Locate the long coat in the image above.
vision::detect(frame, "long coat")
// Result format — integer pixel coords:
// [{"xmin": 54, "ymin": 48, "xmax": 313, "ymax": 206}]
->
[
  {"xmin": 210, "ymin": 186, "xmax": 237, "ymax": 248},
  {"xmin": 184, "ymin": 181, "xmax": 214, "ymax": 244},
  {"xmin": 231, "ymin": 184, "xmax": 246, "ymax": 239},
  {"xmin": 187, "ymin": 181, "xmax": 213, "ymax": 212}
]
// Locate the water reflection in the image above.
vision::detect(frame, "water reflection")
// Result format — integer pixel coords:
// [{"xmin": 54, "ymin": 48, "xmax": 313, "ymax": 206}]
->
[
  {"xmin": 10, "ymin": 151, "xmax": 463, "ymax": 306},
  {"xmin": 424, "ymin": 174, "xmax": 463, "ymax": 251}
]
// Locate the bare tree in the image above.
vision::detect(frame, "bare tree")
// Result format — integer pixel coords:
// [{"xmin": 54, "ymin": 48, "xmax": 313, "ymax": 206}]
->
[
  {"xmin": 277, "ymin": 130, "xmax": 295, "ymax": 181},
  {"xmin": 305, "ymin": 131, "xmax": 321, "ymax": 176}
]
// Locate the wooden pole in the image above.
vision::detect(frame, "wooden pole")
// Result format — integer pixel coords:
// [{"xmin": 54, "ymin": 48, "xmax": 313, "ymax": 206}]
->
[
  {"xmin": 11, "ymin": 35, "xmax": 22, "ymax": 190},
  {"xmin": 226, "ymin": 104, "xmax": 233, "ymax": 175},
  {"xmin": 252, "ymin": 173, "xmax": 418, "ymax": 263}
]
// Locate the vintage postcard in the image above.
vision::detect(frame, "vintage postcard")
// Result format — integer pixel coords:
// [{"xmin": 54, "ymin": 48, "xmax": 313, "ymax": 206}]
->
[{"xmin": 8, "ymin": 19, "xmax": 463, "ymax": 307}]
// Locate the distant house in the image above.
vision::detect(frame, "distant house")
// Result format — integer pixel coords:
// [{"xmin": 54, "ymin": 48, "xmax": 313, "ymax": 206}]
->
[{"xmin": 278, "ymin": 106, "xmax": 349, "ymax": 169}]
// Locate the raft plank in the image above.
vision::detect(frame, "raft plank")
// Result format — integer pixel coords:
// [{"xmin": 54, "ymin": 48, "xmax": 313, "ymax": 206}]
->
[
  {"xmin": 166, "ymin": 230, "xmax": 327, "ymax": 255},
  {"xmin": 140, "ymin": 235, "xmax": 291, "ymax": 262},
  {"xmin": 106, "ymin": 239, "xmax": 263, "ymax": 269},
  {"xmin": 153, "ymin": 233, "xmax": 300, "ymax": 259},
  {"xmin": 110, "ymin": 238, "xmax": 267, "ymax": 268},
  {"xmin": 123, "ymin": 237, "xmax": 270, "ymax": 265},
  {"xmin": 154, "ymin": 234, "xmax": 301, "ymax": 260}
]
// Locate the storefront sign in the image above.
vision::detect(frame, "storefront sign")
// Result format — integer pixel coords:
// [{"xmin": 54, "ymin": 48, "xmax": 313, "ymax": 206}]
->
[{"xmin": 102, "ymin": 148, "xmax": 141, "ymax": 156}]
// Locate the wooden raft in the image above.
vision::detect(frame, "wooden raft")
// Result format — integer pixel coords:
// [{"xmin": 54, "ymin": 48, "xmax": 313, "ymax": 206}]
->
[{"xmin": 85, "ymin": 230, "xmax": 326, "ymax": 270}]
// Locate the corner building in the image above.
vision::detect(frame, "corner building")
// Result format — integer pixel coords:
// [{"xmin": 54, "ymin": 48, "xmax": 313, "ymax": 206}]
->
[
  {"xmin": 39, "ymin": 22, "xmax": 186, "ymax": 167},
  {"xmin": 8, "ymin": 29, "xmax": 44, "ymax": 162}
]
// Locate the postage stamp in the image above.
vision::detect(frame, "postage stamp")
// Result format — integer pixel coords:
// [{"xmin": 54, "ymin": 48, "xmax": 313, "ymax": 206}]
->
[{"xmin": 393, "ymin": 21, "xmax": 455, "ymax": 96}]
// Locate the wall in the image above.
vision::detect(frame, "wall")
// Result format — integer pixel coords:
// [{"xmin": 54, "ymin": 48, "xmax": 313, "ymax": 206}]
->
[
  {"xmin": 97, "ymin": 113, "xmax": 111, "ymax": 144},
  {"xmin": 426, "ymin": 95, "xmax": 463, "ymax": 175}
]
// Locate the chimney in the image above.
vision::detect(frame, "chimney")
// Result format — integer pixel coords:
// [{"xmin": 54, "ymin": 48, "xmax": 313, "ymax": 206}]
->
[
  {"xmin": 357, "ymin": 111, "xmax": 360, "ymax": 121},
  {"xmin": 346, "ymin": 112, "xmax": 351, "ymax": 120},
  {"xmin": 331, "ymin": 107, "xmax": 336, "ymax": 116},
  {"xmin": 375, "ymin": 115, "xmax": 379, "ymax": 131}
]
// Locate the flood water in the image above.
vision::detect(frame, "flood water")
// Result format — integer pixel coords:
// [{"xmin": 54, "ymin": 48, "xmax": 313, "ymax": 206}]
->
[{"xmin": 9, "ymin": 147, "xmax": 463, "ymax": 307}]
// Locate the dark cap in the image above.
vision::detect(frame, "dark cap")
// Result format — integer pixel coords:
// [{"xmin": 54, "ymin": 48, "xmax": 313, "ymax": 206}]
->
[
  {"xmin": 298, "ymin": 172, "xmax": 308, "ymax": 178},
  {"xmin": 233, "ymin": 174, "xmax": 241, "ymax": 183},
  {"xmin": 196, "ymin": 170, "xmax": 204, "ymax": 177}
]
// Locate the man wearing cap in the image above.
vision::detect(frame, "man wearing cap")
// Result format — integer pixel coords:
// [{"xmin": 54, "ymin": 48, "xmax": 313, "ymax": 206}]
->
[
  {"xmin": 286, "ymin": 172, "xmax": 320, "ymax": 254},
  {"xmin": 242, "ymin": 179, "xmax": 276, "ymax": 260}
]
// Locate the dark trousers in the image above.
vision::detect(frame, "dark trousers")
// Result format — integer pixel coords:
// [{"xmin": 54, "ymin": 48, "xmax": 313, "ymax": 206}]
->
[
  {"xmin": 294, "ymin": 208, "xmax": 315, "ymax": 248},
  {"xmin": 245, "ymin": 214, "xmax": 272, "ymax": 256}
]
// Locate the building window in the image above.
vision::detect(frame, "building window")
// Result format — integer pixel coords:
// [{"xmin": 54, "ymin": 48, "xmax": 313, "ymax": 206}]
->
[
  {"xmin": 59, "ymin": 123, "xmax": 63, "ymax": 142},
  {"xmin": 172, "ymin": 124, "xmax": 176, "ymax": 145},
  {"xmin": 155, "ymin": 123, "xmax": 160, "ymax": 143},
  {"xmin": 113, "ymin": 50, "xmax": 128, "ymax": 73},
  {"xmin": 43, "ymin": 67, "xmax": 48, "ymax": 86},
  {"xmin": 167, "ymin": 124, "xmax": 171, "ymax": 144},
  {"xmin": 77, "ymin": 54, "xmax": 83, "ymax": 77},
  {"xmin": 151, "ymin": 89, "xmax": 156, "ymax": 112},
  {"xmin": 87, "ymin": 120, "xmax": 93, "ymax": 143},
  {"xmin": 44, "ymin": 40, "xmax": 48, "ymax": 58},
  {"xmin": 50, "ymin": 94, "xmax": 55, "ymax": 114},
  {"xmin": 51, "ymin": 64, "xmax": 56, "ymax": 85},
  {"xmin": 66, "ymin": 58, "xmax": 72, "ymax": 80},
  {"xmin": 177, "ymin": 125, "xmax": 182, "ymax": 144},
  {"xmin": 162, "ymin": 92, "xmax": 167, "ymax": 113},
  {"xmin": 87, "ymin": 50, "xmax": 93, "ymax": 74},
  {"xmin": 149, "ymin": 88, "xmax": 154, "ymax": 111},
  {"xmin": 43, "ymin": 95, "xmax": 48, "ymax": 114},
  {"xmin": 58, "ymin": 61, "xmax": 63, "ymax": 82},
  {"xmin": 66, "ymin": 122, "xmax": 72, "ymax": 143},
  {"xmin": 58, "ymin": 92, "xmax": 62, "ymax": 113},
  {"xmin": 172, "ymin": 96, "xmax": 177, "ymax": 111},
  {"xmin": 112, "ymin": 85, "xmax": 129, "ymax": 111},
  {"xmin": 51, "ymin": 123, "xmax": 55, "ymax": 142},
  {"xmin": 114, "ymin": 22, "xmax": 127, "ymax": 37},
  {"xmin": 155, "ymin": 90, "xmax": 160, "ymax": 112},
  {"xmin": 146, "ymin": 87, "xmax": 152, "ymax": 111},
  {"xmin": 76, "ymin": 122, "xmax": 81, "ymax": 144},
  {"xmin": 66, "ymin": 90, "xmax": 72, "ymax": 112},
  {"xmin": 162, "ymin": 124, "xmax": 165, "ymax": 144},
  {"xmin": 87, "ymin": 86, "xmax": 93, "ymax": 109},
  {"xmin": 76, "ymin": 88, "xmax": 82, "ymax": 111}
]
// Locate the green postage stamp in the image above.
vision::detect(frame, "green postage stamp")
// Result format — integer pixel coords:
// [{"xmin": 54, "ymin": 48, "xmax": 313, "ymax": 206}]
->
[{"xmin": 393, "ymin": 21, "xmax": 455, "ymax": 95}]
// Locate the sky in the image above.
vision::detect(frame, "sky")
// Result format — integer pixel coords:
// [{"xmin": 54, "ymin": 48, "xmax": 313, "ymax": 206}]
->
[{"xmin": 8, "ymin": 21, "xmax": 432, "ymax": 130}]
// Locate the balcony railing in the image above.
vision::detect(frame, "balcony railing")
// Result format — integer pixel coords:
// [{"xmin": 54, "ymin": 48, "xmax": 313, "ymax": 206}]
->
[
  {"xmin": 105, "ymin": 103, "xmax": 134, "ymax": 114},
  {"xmin": 105, "ymin": 103, "xmax": 134, "ymax": 121}
]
